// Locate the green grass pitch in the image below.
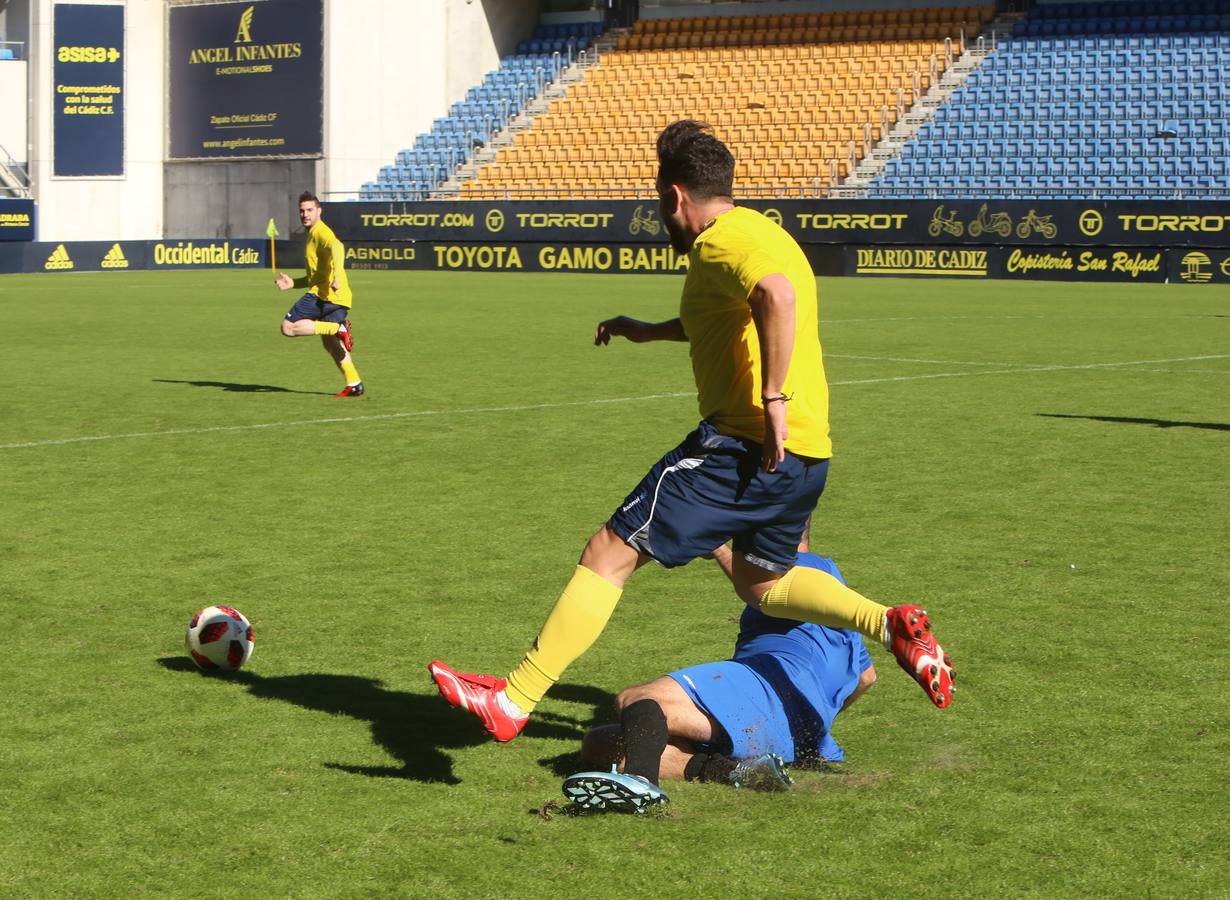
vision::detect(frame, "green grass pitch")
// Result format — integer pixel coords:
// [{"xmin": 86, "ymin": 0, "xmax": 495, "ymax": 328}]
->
[{"xmin": 3, "ymin": 269, "xmax": 1228, "ymax": 897}]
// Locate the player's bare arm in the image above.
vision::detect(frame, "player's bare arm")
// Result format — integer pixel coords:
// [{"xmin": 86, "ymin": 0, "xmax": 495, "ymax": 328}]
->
[
  {"xmin": 749, "ymin": 273, "xmax": 796, "ymax": 472},
  {"xmin": 594, "ymin": 316, "xmax": 686, "ymax": 345}
]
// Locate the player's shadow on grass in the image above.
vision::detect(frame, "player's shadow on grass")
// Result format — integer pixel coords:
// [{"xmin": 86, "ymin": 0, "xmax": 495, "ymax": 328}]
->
[
  {"xmin": 158, "ymin": 657, "xmax": 607, "ymax": 784},
  {"xmin": 533, "ymin": 682, "xmax": 619, "ymax": 778},
  {"xmin": 154, "ymin": 378, "xmax": 333, "ymax": 396},
  {"xmin": 1038, "ymin": 412, "xmax": 1230, "ymax": 432}
]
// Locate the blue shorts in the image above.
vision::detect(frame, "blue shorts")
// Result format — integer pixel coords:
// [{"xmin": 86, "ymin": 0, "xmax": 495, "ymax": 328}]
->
[
  {"xmin": 671, "ymin": 660, "xmax": 797, "ymax": 760},
  {"xmin": 607, "ymin": 420, "xmax": 829, "ymax": 572},
  {"xmin": 669, "ymin": 646, "xmax": 868, "ymax": 764},
  {"xmin": 285, "ymin": 294, "xmax": 348, "ymax": 324}
]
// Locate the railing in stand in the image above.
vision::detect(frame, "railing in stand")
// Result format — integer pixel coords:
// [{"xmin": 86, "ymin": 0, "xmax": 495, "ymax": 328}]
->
[
  {"xmin": 425, "ymin": 182, "xmax": 864, "ymax": 201},
  {"xmin": 0, "ymin": 142, "xmax": 31, "ymax": 199},
  {"xmin": 856, "ymin": 185, "xmax": 1228, "ymax": 201}
]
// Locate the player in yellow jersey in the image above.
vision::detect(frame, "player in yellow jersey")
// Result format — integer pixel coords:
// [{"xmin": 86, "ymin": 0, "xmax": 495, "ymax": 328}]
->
[
  {"xmin": 430, "ymin": 121, "xmax": 954, "ymax": 743},
  {"xmin": 275, "ymin": 191, "xmax": 364, "ymax": 397}
]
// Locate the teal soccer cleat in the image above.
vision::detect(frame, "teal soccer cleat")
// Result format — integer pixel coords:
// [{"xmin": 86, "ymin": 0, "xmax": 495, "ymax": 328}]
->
[
  {"xmin": 729, "ymin": 753, "xmax": 794, "ymax": 791},
  {"xmin": 562, "ymin": 769, "xmax": 670, "ymax": 813}
]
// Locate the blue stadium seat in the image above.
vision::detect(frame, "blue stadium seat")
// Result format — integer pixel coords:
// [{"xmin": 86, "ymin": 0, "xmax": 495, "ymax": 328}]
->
[{"xmin": 867, "ymin": 0, "xmax": 1230, "ymax": 201}]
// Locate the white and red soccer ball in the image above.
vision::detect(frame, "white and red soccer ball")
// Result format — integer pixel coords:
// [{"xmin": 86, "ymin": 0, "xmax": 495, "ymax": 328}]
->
[{"xmin": 185, "ymin": 605, "xmax": 254, "ymax": 672}]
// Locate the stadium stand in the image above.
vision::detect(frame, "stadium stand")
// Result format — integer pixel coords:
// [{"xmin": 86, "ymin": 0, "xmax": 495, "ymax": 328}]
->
[
  {"xmin": 358, "ymin": 22, "xmax": 602, "ymax": 201},
  {"xmin": 869, "ymin": 0, "xmax": 1230, "ymax": 199},
  {"xmin": 456, "ymin": 6, "xmax": 993, "ymax": 200}
]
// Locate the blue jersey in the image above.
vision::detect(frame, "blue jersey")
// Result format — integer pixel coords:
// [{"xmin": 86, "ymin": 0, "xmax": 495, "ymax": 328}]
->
[{"xmin": 669, "ymin": 552, "xmax": 871, "ymax": 762}]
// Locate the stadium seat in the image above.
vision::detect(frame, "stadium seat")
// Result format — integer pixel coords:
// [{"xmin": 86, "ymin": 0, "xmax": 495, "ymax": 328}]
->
[
  {"xmin": 866, "ymin": 1, "xmax": 1230, "ymax": 200},
  {"xmin": 458, "ymin": 6, "xmax": 996, "ymax": 199}
]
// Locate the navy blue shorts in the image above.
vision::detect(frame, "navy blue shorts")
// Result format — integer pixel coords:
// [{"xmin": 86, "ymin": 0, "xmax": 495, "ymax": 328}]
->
[
  {"xmin": 285, "ymin": 293, "xmax": 348, "ymax": 324},
  {"xmin": 607, "ymin": 421, "xmax": 829, "ymax": 572}
]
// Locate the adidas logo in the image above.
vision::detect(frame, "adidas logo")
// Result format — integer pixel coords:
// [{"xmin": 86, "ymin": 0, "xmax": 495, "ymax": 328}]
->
[
  {"xmin": 44, "ymin": 244, "xmax": 74, "ymax": 271},
  {"xmin": 101, "ymin": 243, "xmax": 129, "ymax": 269}
]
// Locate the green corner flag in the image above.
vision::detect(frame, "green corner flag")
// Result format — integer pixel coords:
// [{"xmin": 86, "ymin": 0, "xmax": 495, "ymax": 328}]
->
[{"xmin": 265, "ymin": 218, "xmax": 279, "ymax": 238}]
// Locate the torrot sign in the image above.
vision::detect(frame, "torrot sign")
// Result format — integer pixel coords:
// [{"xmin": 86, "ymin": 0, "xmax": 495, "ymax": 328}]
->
[{"xmin": 324, "ymin": 200, "xmax": 1230, "ymax": 249}]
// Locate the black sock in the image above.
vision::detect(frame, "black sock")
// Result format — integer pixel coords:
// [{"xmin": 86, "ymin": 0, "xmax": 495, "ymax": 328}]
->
[
  {"xmin": 620, "ymin": 699, "xmax": 669, "ymax": 786},
  {"xmin": 683, "ymin": 753, "xmax": 739, "ymax": 784}
]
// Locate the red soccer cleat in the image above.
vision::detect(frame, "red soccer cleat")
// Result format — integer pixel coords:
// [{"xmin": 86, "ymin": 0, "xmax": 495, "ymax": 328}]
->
[
  {"xmin": 339, "ymin": 319, "xmax": 354, "ymax": 352},
  {"xmin": 429, "ymin": 660, "xmax": 528, "ymax": 742},
  {"xmin": 886, "ymin": 604, "xmax": 955, "ymax": 708},
  {"xmin": 335, "ymin": 382, "xmax": 364, "ymax": 398}
]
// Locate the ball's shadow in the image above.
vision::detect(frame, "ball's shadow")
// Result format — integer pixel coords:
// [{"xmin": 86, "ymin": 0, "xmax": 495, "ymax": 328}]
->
[{"xmin": 157, "ymin": 657, "xmax": 613, "ymax": 784}]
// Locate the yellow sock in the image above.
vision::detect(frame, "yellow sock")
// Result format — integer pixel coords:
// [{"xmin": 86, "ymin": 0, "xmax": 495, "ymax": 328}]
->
[
  {"xmin": 314, "ymin": 321, "xmax": 340, "ymax": 336},
  {"xmin": 505, "ymin": 565, "xmax": 622, "ymax": 712},
  {"xmin": 760, "ymin": 565, "xmax": 888, "ymax": 644},
  {"xmin": 340, "ymin": 360, "xmax": 361, "ymax": 385}
]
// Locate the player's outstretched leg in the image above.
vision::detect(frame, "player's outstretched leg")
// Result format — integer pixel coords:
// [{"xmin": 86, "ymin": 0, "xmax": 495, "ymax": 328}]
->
[
  {"xmin": 562, "ymin": 768, "xmax": 669, "ymax": 813},
  {"xmin": 428, "ymin": 660, "xmax": 528, "ymax": 742},
  {"xmin": 885, "ymin": 605, "xmax": 955, "ymax": 708}
]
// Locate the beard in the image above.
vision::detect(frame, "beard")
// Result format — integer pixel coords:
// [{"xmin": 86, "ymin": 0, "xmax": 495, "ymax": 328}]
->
[{"xmin": 664, "ymin": 218, "xmax": 692, "ymax": 255}]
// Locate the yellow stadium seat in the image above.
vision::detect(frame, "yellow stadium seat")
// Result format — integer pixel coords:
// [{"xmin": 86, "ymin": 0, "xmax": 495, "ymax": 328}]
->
[{"xmin": 464, "ymin": 9, "xmax": 952, "ymax": 198}]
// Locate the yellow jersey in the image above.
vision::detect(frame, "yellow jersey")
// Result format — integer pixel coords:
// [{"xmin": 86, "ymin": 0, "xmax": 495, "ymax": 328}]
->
[
  {"xmin": 679, "ymin": 206, "xmax": 831, "ymax": 459},
  {"xmin": 300, "ymin": 219, "xmax": 352, "ymax": 308}
]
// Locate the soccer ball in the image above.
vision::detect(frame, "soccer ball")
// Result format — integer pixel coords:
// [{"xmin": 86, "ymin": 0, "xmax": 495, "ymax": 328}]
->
[{"xmin": 185, "ymin": 605, "xmax": 254, "ymax": 672}]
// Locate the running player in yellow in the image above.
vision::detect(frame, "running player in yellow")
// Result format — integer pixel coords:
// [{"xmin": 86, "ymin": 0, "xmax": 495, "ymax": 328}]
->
[
  {"xmin": 430, "ymin": 121, "xmax": 954, "ymax": 742},
  {"xmin": 275, "ymin": 191, "xmax": 364, "ymax": 397}
]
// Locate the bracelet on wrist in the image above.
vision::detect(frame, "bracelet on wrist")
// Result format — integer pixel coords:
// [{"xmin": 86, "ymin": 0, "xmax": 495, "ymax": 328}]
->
[{"xmin": 762, "ymin": 393, "xmax": 792, "ymax": 405}]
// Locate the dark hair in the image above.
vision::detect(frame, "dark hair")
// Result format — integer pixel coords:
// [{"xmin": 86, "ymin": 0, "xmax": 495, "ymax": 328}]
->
[
  {"xmin": 298, "ymin": 190, "xmax": 320, "ymax": 206},
  {"xmin": 656, "ymin": 120, "xmax": 735, "ymax": 200}
]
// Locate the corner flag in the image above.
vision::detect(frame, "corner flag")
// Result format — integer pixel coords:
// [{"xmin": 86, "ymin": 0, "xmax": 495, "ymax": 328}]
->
[{"xmin": 266, "ymin": 218, "xmax": 279, "ymax": 270}]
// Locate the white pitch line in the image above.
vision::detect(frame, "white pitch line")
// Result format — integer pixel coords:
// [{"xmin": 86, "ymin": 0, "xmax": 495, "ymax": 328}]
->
[
  {"xmin": 824, "ymin": 313, "xmax": 1188, "ymax": 324},
  {"xmin": 831, "ymin": 354, "xmax": 1230, "ymax": 386},
  {"xmin": 0, "ymin": 391, "xmax": 693, "ymax": 451},
  {"xmin": 827, "ymin": 353, "xmax": 1035, "ymax": 367},
  {"xmin": 3, "ymin": 354, "xmax": 1228, "ymax": 451},
  {"xmin": 1117, "ymin": 368, "xmax": 1230, "ymax": 375}
]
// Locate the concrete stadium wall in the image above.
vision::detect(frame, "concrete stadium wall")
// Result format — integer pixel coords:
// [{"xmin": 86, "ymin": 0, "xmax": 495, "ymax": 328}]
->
[
  {"xmin": 0, "ymin": 0, "xmax": 32, "ymax": 45},
  {"xmin": 0, "ymin": 58, "xmax": 25, "ymax": 165},
  {"xmin": 322, "ymin": 0, "xmax": 538, "ymax": 202},
  {"xmin": 163, "ymin": 159, "xmax": 316, "ymax": 239}
]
